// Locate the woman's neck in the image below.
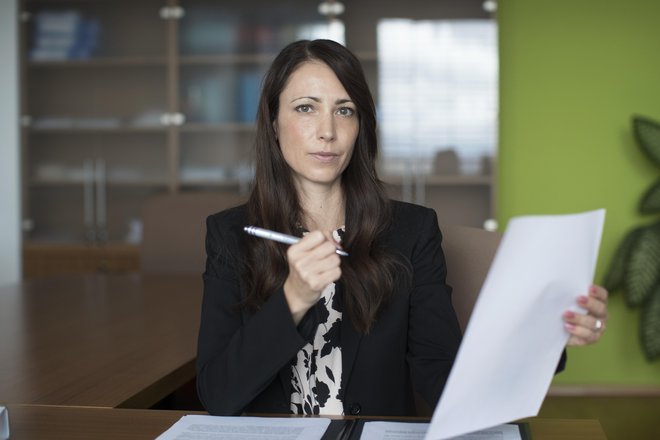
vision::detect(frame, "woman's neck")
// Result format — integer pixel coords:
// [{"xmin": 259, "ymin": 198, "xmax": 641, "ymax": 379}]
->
[{"xmin": 297, "ymin": 182, "xmax": 345, "ymax": 232}]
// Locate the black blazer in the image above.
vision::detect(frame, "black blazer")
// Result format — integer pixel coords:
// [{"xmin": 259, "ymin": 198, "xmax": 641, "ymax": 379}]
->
[{"xmin": 196, "ymin": 200, "xmax": 462, "ymax": 416}]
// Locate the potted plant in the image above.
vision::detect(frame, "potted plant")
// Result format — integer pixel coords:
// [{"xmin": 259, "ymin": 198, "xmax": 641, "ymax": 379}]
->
[{"xmin": 604, "ymin": 115, "xmax": 660, "ymax": 360}]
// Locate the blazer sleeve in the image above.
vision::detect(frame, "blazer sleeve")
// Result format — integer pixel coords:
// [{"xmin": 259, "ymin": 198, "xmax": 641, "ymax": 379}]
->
[
  {"xmin": 196, "ymin": 213, "xmax": 307, "ymax": 415},
  {"xmin": 405, "ymin": 208, "xmax": 462, "ymax": 409}
]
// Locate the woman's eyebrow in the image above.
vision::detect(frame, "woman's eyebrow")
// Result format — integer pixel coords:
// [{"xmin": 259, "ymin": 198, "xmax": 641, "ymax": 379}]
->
[
  {"xmin": 290, "ymin": 96, "xmax": 320, "ymax": 103},
  {"xmin": 290, "ymin": 96, "xmax": 354, "ymax": 105}
]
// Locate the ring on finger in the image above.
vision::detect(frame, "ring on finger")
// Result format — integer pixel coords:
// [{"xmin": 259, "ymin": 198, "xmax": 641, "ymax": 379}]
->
[{"xmin": 593, "ymin": 318, "xmax": 603, "ymax": 331}]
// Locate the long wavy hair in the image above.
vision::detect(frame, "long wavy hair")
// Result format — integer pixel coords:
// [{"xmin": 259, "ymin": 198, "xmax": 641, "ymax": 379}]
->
[{"xmin": 243, "ymin": 39, "xmax": 408, "ymax": 333}]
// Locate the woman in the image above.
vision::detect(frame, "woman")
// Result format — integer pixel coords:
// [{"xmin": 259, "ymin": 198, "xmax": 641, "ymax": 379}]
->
[{"xmin": 196, "ymin": 39, "xmax": 608, "ymax": 417}]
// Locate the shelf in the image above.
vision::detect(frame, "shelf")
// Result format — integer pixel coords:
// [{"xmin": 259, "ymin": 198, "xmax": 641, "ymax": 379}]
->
[
  {"xmin": 354, "ymin": 51, "xmax": 379, "ymax": 62},
  {"xmin": 180, "ymin": 54, "xmax": 276, "ymax": 65},
  {"xmin": 23, "ymin": 242, "xmax": 139, "ymax": 251},
  {"xmin": 382, "ymin": 174, "xmax": 492, "ymax": 186},
  {"xmin": 30, "ymin": 179, "xmax": 169, "ymax": 188},
  {"xmin": 179, "ymin": 179, "xmax": 246, "ymax": 188},
  {"xmin": 180, "ymin": 122, "xmax": 256, "ymax": 133},
  {"xmin": 180, "ymin": 51, "xmax": 375, "ymax": 66},
  {"xmin": 24, "ymin": 0, "xmax": 139, "ymax": 4},
  {"xmin": 23, "ymin": 242, "xmax": 140, "ymax": 277},
  {"xmin": 22, "ymin": 243, "xmax": 141, "ymax": 257},
  {"xmin": 29, "ymin": 125, "xmax": 168, "ymax": 133},
  {"xmin": 21, "ymin": 0, "xmax": 496, "ymax": 260},
  {"xmin": 27, "ymin": 56, "xmax": 168, "ymax": 68}
]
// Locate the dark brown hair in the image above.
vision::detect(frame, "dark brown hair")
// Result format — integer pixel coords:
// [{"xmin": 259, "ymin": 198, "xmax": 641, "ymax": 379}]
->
[{"xmin": 243, "ymin": 39, "xmax": 408, "ymax": 332}]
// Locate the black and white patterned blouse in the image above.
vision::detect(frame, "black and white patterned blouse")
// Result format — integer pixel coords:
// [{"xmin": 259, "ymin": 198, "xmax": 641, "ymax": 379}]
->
[{"xmin": 290, "ymin": 228, "xmax": 344, "ymax": 415}]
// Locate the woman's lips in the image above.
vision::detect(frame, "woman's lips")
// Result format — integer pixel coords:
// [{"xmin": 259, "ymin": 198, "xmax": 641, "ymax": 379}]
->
[{"xmin": 310, "ymin": 152, "xmax": 339, "ymax": 163}]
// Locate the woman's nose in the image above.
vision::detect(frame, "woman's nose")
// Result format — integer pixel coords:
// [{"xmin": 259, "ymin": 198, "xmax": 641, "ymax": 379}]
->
[{"xmin": 317, "ymin": 113, "xmax": 336, "ymax": 142}]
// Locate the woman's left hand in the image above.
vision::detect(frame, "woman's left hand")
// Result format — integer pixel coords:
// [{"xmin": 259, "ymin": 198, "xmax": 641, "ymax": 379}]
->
[{"xmin": 563, "ymin": 284, "xmax": 608, "ymax": 346}]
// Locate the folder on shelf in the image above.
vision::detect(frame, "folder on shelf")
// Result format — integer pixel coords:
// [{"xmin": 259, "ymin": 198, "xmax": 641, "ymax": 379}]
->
[
  {"xmin": 30, "ymin": 10, "xmax": 99, "ymax": 60},
  {"xmin": 239, "ymin": 69, "xmax": 262, "ymax": 123}
]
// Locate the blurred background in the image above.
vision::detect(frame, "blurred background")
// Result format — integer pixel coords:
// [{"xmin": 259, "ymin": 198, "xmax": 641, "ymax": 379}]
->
[{"xmin": 1, "ymin": 0, "xmax": 659, "ymax": 438}]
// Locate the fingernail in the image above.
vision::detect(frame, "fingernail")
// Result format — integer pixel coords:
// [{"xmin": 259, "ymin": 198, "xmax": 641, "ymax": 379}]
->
[
  {"xmin": 565, "ymin": 323, "xmax": 576, "ymax": 331},
  {"xmin": 589, "ymin": 285, "xmax": 597, "ymax": 295},
  {"xmin": 578, "ymin": 296, "xmax": 589, "ymax": 305},
  {"xmin": 564, "ymin": 311, "xmax": 575, "ymax": 319}
]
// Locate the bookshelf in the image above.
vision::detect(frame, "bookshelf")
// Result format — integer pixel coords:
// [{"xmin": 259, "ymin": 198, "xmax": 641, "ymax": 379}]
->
[{"xmin": 20, "ymin": 0, "xmax": 495, "ymax": 275}]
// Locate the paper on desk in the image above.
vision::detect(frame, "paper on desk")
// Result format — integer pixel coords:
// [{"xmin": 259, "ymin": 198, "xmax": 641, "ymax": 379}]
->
[
  {"xmin": 155, "ymin": 415, "xmax": 331, "ymax": 440},
  {"xmin": 426, "ymin": 209, "xmax": 605, "ymax": 440},
  {"xmin": 361, "ymin": 421, "xmax": 521, "ymax": 440}
]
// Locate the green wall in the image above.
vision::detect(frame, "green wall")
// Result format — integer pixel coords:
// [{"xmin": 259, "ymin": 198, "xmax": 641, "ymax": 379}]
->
[{"xmin": 498, "ymin": 0, "xmax": 660, "ymax": 385}]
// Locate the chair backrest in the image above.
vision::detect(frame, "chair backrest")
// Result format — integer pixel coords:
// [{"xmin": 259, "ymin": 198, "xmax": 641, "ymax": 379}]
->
[
  {"xmin": 413, "ymin": 223, "xmax": 502, "ymax": 416},
  {"xmin": 140, "ymin": 195, "xmax": 501, "ymax": 308},
  {"xmin": 140, "ymin": 192, "xmax": 246, "ymax": 273},
  {"xmin": 441, "ymin": 224, "xmax": 502, "ymax": 332}
]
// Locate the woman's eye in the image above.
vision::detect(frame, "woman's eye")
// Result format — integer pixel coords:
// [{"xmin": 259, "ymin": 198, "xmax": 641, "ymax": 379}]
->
[
  {"xmin": 295, "ymin": 104, "xmax": 312, "ymax": 113},
  {"xmin": 337, "ymin": 107, "xmax": 355, "ymax": 116}
]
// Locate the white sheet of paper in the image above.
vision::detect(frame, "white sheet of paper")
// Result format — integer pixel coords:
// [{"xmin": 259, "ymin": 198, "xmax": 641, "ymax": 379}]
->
[
  {"xmin": 425, "ymin": 209, "xmax": 605, "ymax": 440},
  {"xmin": 155, "ymin": 415, "xmax": 331, "ymax": 440},
  {"xmin": 361, "ymin": 421, "xmax": 521, "ymax": 440}
]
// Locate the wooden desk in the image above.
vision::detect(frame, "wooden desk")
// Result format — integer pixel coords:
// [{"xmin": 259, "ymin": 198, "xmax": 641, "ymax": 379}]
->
[
  {"xmin": 0, "ymin": 273, "xmax": 201, "ymax": 408},
  {"xmin": 4, "ymin": 405, "xmax": 607, "ymax": 440},
  {"xmin": 540, "ymin": 394, "xmax": 660, "ymax": 440}
]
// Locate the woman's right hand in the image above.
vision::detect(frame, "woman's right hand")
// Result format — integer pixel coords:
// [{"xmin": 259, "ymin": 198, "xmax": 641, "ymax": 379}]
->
[{"xmin": 283, "ymin": 230, "xmax": 342, "ymax": 324}]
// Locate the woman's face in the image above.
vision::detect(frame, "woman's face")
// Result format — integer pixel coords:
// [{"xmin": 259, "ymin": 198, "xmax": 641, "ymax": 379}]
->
[{"xmin": 274, "ymin": 61, "xmax": 358, "ymax": 192}]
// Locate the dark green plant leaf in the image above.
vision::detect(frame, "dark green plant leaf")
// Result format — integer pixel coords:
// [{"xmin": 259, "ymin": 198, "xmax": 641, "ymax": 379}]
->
[
  {"xmin": 603, "ymin": 228, "xmax": 642, "ymax": 292},
  {"xmin": 640, "ymin": 285, "xmax": 660, "ymax": 361},
  {"xmin": 633, "ymin": 116, "xmax": 660, "ymax": 168},
  {"xmin": 624, "ymin": 222, "xmax": 660, "ymax": 307},
  {"xmin": 640, "ymin": 178, "xmax": 660, "ymax": 214}
]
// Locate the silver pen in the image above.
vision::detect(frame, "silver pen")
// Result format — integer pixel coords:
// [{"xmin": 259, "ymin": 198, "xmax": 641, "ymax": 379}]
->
[{"xmin": 243, "ymin": 226, "xmax": 349, "ymax": 257}]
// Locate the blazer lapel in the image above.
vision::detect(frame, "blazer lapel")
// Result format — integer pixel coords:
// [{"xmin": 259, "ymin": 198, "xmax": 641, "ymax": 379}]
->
[
  {"xmin": 339, "ymin": 282, "xmax": 363, "ymax": 396},
  {"xmin": 278, "ymin": 365, "xmax": 292, "ymax": 404}
]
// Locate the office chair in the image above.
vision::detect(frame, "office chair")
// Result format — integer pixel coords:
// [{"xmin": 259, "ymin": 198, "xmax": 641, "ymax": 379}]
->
[
  {"xmin": 415, "ymin": 223, "xmax": 502, "ymax": 416},
  {"xmin": 140, "ymin": 192, "xmax": 246, "ymax": 273},
  {"xmin": 442, "ymin": 223, "xmax": 502, "ymax": 332}
]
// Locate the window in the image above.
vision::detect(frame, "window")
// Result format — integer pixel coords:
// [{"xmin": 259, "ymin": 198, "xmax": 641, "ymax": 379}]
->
[{"xmin": 377, "ymin": 19, "xmax": 498, "ymax": 176}]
